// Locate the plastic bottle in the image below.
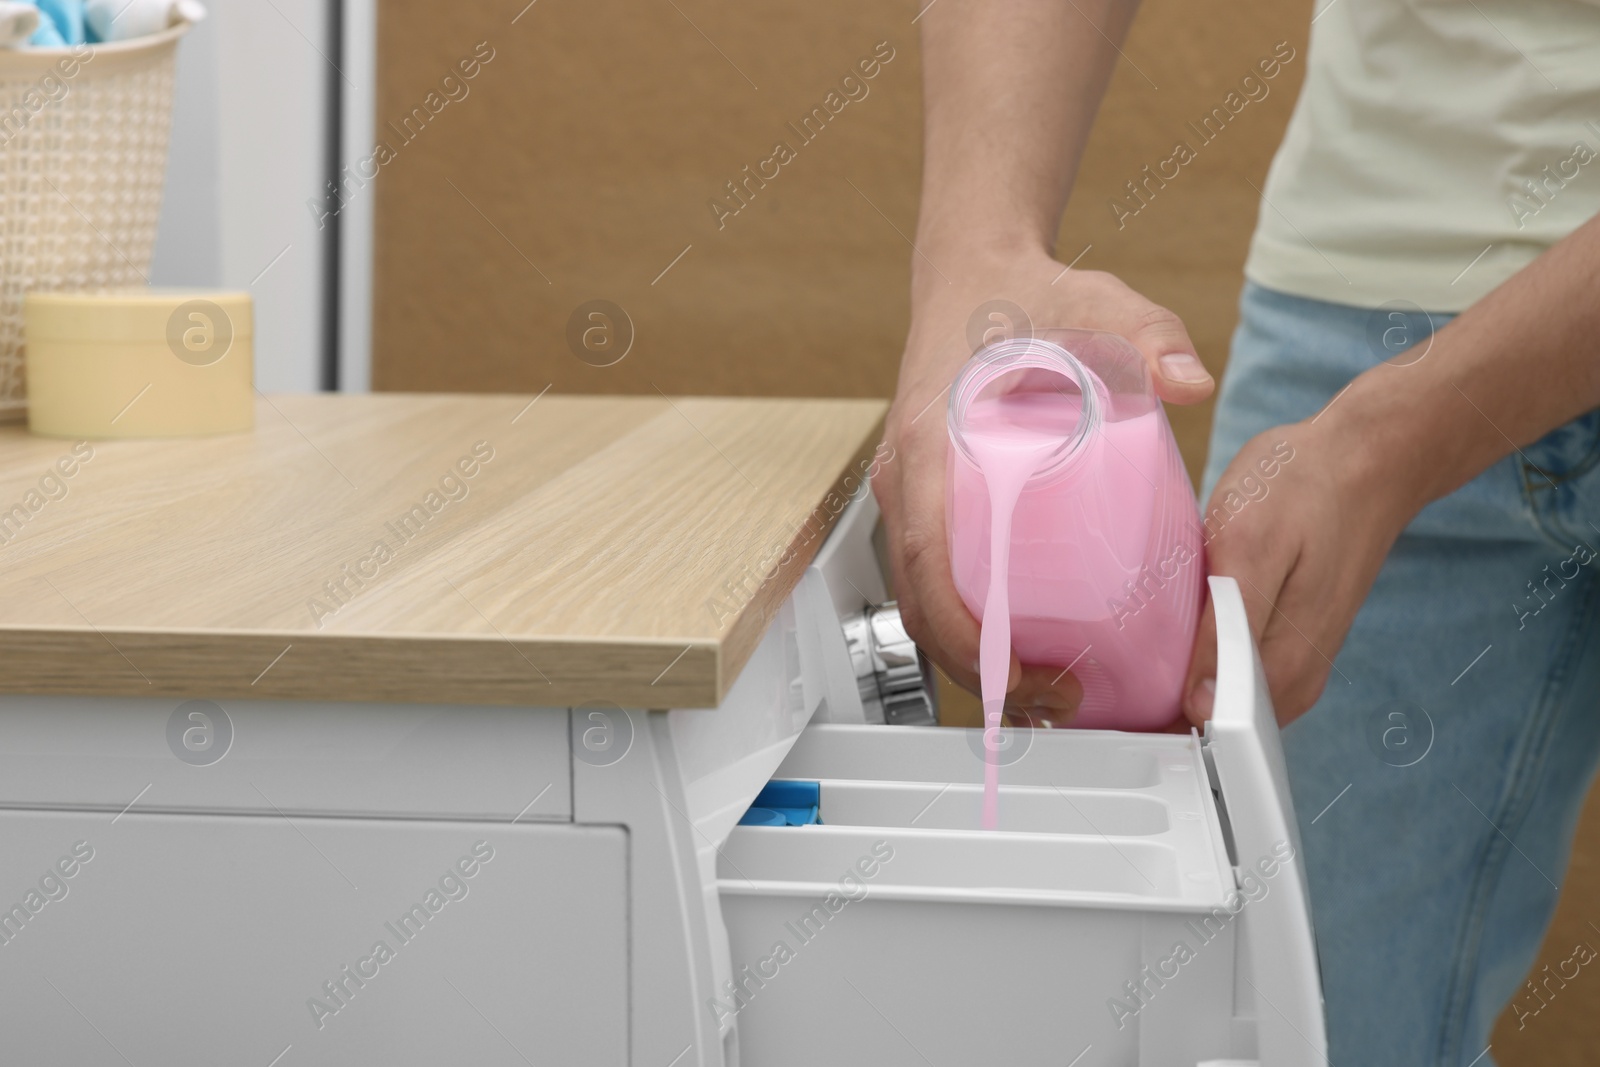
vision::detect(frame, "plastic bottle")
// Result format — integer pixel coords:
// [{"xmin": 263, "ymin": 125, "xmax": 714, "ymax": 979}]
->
[{"xmin": 946, "ymin": 331, "xmax": 1204, "ymax": 738}]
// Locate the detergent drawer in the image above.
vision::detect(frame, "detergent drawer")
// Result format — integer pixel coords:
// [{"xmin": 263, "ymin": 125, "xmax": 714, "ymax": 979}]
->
[
  {"xmin": 716, "ymin": 724, "xmax": 1248, "ymax": 1067},
  {"xmin": 716, "ymin": 576, "xmax": 1329, "ymax": 1067}
]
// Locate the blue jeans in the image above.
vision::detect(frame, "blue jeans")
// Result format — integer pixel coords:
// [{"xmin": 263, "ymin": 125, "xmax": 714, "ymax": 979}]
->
[{"xmin": 1203, "ymin": 283, "xmax": 1600, "ymax": 1067}]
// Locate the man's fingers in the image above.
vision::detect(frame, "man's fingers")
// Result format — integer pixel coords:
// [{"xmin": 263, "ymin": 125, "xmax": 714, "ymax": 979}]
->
[
  {"xmin": 1122, "ymin": 300, "xmax": 1214, "ymax": 405},
  {"xmin": 1257, "ymin": 581, "xmax": 1341, "ymax": 724},
  {"xmin": 895, "ymin": 500, "xmax": 985, "ymax": 692},
  {"xmin": 1183, "ymin": 589, "xmax": 1220, "ymax": 726},
  {"xmin": 897, "ymin": 594, "xmax": 983, "ymax": 696},
  {"xmin": 1006, "ymin": 664, "xmax": 1085, "ymax": 726},
  {"xmin": 1187, "ymin": 545, "xmax": 1297, "ymax": 725}
]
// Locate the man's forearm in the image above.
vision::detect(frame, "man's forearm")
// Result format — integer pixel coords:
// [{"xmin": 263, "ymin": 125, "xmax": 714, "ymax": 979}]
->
[
  {"xmin": 915, "ymin": 0, "xmax": 1139, "ymax": 285},
  {"xmin": 1330, "ymin": 213, "xmax": 1600, "ymax": 520}
]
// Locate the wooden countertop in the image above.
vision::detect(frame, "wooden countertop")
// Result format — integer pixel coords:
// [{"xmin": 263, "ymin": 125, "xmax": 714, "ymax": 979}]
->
[{"xmin": 0, "ymin": 394, "xmax": 886, "ymax": 708}]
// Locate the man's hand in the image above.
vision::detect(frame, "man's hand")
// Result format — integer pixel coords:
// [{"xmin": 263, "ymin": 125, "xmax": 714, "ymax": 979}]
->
[
  {"xmin": 1182, "ymin": 206, "xmax": 1600, "ymax": 727},
  {"xmin": 884, "ymin": 0, "xmax": 1212, "ymax": 725},
  {"xmin": 875, "ymin": 246, "xmax": 1214, "ymax": 725},
  {"xmin": 1180, "ymin": 419, "xmax": 1415, "ymax": 727},
  {"xmin": 897, "ymin": 0, "xmax": 1600, "ymax": 733}
]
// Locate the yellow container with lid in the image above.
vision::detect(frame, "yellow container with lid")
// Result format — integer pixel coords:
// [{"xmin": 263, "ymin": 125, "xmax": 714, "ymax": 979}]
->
[{"xmin": 24, "ymin": 288, "xmax": 254, "ymax": 438}]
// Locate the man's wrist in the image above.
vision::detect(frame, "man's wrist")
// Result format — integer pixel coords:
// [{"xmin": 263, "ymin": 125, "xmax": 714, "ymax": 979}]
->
[
  {"xmin": 1314, "ymin": 357, "xmax": 1481, "ymax": 529},
  {"xmin": 1318, "ymin": 214, "xmax": 1600, "ymax": 519},
  {"xmin": 909, "ymin": 230, "xmax": 1055, "ymax": 301}
]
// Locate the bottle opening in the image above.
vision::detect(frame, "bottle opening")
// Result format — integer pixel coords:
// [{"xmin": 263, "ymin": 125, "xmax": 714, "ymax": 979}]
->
[{"xmin": 947, "ymin": 338, "xmax": 1101, "ymax": 481}]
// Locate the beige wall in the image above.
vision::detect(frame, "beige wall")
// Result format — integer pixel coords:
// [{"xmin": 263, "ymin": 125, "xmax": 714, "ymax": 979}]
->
[
  {"xmin": 371, "ymin": 2, "xmax": 1597, "ymax": 1061},
  {"xmin": 372, "ymin": 0, "xmax": 922, "ymax": 400}
]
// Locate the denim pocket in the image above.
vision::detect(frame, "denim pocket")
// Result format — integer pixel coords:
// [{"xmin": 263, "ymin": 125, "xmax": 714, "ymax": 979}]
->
[{"xmin": 1521, "ymin": 408, "xmax": 1600, "ymax": 550}]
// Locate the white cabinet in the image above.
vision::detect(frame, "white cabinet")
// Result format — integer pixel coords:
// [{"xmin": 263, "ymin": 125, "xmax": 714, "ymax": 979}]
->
[
  {"xmin": 0, "ymin": 812, "xmax": 627, "ymax": 1065},
  {"xmin": 0, "ymin": 497, "xmax": 1324, "ymax": 1067}
]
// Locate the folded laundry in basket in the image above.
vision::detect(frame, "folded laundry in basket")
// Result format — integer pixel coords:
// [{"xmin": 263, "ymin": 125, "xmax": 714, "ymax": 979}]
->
[
  {"xmin": 83, "ymin": 0, "xmax": 202, "ymax": 42},
  {"xmin": 0, "ymin": 2, "xmax": 41, "ymax": 47},
  {"xmin": 36, "ymin": 0, "xmax": 84, "ymax": 44},
  {"xmin": 5, "ymin": 0, "xmax": 83, "ymax": 45}
]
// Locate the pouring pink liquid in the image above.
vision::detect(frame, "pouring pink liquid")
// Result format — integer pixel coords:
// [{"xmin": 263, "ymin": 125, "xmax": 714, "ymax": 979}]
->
[
  {"xmin": 963, "ymin": 393, "xmax": 1066, "ymax": 830},
  {"xmin": 947, "ymin": 333, "xmax": 1204, "ymax": 829}
]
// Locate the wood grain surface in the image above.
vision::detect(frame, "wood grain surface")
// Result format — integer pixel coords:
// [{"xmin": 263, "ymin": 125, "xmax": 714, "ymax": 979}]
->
[{"xmin": 0, "ymin": 393, "xmax": 885, "ymax": 708}]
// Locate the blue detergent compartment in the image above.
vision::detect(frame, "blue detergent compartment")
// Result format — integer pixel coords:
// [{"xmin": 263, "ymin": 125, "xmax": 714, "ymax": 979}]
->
[{"xmin": 738, "ymin": 779, "xmax": 820, "ymax": 827}]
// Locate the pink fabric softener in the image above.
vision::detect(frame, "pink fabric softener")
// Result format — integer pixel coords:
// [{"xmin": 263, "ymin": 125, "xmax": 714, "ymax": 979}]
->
[{"xmin": 947, "ymin": 331, "xmax": 1204, "ymax": 737}]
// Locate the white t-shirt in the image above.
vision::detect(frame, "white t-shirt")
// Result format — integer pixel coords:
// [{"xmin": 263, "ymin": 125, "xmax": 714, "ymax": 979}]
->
[{"xmin": 1245, "ymin": 0, "xmax": 1600, "ymax": 312}]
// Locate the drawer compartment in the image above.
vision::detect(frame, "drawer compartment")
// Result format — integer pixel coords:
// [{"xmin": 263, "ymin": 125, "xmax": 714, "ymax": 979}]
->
[
  {"xmin": 717, "ymin": 724, "xmax": 1241, "ymax": 1067},
  {"xmin": 815, "ymin": 780, "xmax": 1173, "ymax": 837}
]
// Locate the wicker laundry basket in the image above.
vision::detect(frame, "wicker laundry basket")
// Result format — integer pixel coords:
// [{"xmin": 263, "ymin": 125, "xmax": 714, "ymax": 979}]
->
[{"xmin": 0, "ymin": 22, "xmax": 192, "ymax": 421}]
